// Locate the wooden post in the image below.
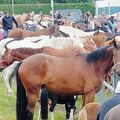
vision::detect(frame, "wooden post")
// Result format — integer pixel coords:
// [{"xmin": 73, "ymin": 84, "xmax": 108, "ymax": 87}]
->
[
  {"xmin": 51, "ymin": 0, "xmax": 54, "ymax": 25},
  {"xmin": 12, "ymin": 0, "xmax": 14, "ymax": 15}
]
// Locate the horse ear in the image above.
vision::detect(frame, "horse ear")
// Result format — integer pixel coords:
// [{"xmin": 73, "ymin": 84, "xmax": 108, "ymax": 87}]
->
[{"xmin": 5, "ymin": 45, "xmax": 8, "ymax": 51}]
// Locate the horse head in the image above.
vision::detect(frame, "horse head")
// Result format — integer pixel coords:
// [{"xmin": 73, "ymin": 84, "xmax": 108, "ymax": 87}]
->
[
  {"xmin": 82, "ymin": 36, "xmax": 97, "ymax": 52},
  {"xmin": 0, "ymin": 45, "xmax": 15, "ymax": 67}
]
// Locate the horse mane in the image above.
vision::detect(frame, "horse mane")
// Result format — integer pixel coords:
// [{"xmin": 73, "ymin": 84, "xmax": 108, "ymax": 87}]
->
[
  {"xmin": 12, "ymin": 47, "xmax": 43, "ymax": 55},
  {"xmin": 87, "ymin": 46, "xmax": 110, "ymax": 62}
]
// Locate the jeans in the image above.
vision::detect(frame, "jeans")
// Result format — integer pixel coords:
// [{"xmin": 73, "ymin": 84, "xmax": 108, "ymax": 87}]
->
[{"xmin": 4, "ymin": 30, "xmax": 9, "ymax": 38}]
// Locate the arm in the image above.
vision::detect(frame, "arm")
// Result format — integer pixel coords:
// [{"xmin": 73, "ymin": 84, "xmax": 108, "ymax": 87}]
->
[{"xmin": 12, "ymin": 16, "xmax": 18, "ymax": 28}]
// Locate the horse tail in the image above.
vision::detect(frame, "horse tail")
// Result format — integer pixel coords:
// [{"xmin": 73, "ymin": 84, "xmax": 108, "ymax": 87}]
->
[
  {"xmin": 41, "ymin": 87, "xmax": 48, "ymax": 119},
  {"xmin": 78, "ymin": 108, "xmax": 87, "ymax": 120},
  {"xmin": 16, "ymin": 62, "xmax": 27, "ymax": 120}
]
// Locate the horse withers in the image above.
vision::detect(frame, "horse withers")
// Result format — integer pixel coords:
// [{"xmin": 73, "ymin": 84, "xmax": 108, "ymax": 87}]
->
[{"xmin": 16, "ymin": 40, "xmax": 119, "ymax": 120}]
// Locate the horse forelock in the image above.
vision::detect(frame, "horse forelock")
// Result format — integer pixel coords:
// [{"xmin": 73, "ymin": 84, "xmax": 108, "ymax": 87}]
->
[{"xmin": 87, "ymin": 46, "xmax": 111, "ymax": 62}]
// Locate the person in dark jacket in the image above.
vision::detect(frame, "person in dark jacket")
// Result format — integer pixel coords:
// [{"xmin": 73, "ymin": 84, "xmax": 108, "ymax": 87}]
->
[
  {"xmin": 2, "ymin": 11, "xmax": 18, "ymax": 38},
  {"xmin": 96, "ymin": 80, "xmax": 120, "ymax": 120}
]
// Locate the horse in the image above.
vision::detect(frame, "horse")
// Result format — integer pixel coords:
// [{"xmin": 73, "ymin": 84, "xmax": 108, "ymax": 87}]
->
[
  {"xmin": 40, "ymin": 87, "xmax": 77, "ymax": 120},
  {"xmin": 7, "ymin": 25, "xmax": 59, "ymax": 38},
  {"xmin": 15, "ymin": 40, "xmax": 119, "ymax": 120},
  {"xmin": 0, "ymin": 34, "xmax": 97, "ymax": 96},
  {"xmin": 92, "ymin": 31, "xmax": 107, "ymax": 48},
  {"xmin": 78, "ymin": 102, "xmax": 100, "ymax": 120},
  {"xmin": 14, "ymin": 13, "xmax": 33, "ymax": 25},
  {"xmin": 0, "ymin": 46, "xmax": 88, "ymax": 94},
  {"xmin": 0, "ymin": 35, "xmax": 97, "ymax": 60},
  {"xmin": 0, "ymin": 46, "xmax": 88, "ymax": 119}
]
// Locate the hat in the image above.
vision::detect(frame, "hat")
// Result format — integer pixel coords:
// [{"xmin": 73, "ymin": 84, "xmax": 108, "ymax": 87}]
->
[{"xmin": 115, "ymin": 81, "xmax": 120, "ymax": 93}]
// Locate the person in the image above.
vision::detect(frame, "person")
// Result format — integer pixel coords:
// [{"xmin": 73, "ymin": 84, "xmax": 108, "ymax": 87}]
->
[
  {"xmin": 96, "ymin": 80, "xmax": 120, "ymax": 120},
  {"xmin": 2, "ymin": 11, "xmax": 18, "ymax": 38},
  {"xmin": 104, "ymin": 104, "xmax": 120, "ymax": 120},
  {"xmin": 108, "ymin": 16, "xmax": 117, "ymax": 33}
]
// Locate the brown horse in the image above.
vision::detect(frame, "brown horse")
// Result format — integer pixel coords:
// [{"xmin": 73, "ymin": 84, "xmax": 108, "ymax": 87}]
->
[
  {"xmin": 78, "ymin": 102, "xmax": 101, "ymax": 120},
  {"xmin": 0, "ymin": 46, "xmax": 88, "ymax": 95},
  {"xmin": 0, "ymin": 46, "xmax": 87, "ymax": 68},
  {"xmin": 92, "ymin": 31, "xmax": 107, "ymax": 48},
  {"xmin": 15, "ymin": 40, "xmax": 119, "ymax": 120},
  {"xmin": 7, "ymin": 25, "xmax": 59, "ymax": 38},
  {"xmin": 14, "ymin": 13, "xmax": 31, "ymax": 25}
]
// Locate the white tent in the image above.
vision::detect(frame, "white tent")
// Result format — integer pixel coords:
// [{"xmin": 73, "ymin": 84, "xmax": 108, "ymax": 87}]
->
[{"xmin": 95, "ymin": 0, "xmax": 120, "ymax": 16}]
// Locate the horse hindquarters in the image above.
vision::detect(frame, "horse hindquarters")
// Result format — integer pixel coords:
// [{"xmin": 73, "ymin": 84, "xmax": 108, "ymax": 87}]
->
[{"xmin": 16, "ymin": 62, "xmax": 27, "ymax": 120}]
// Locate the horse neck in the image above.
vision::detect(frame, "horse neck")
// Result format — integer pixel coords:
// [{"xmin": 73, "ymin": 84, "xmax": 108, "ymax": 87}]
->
[
  {"xmin": 87, "ymin": 46, "xmax": 114, "ymax": 77},
  {"xmin": 12, "ymin": 48, "xmax": 44, "ymax": 60},
  {"xmin": 97, "ymin": 53, "xmax": 113, "ymax": 75}
]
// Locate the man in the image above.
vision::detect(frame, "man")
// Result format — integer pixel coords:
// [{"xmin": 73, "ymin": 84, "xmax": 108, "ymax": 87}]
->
[
  {"xmin": 97, "ymin": 80, "xmax": 120, "ymax": 120},
  {"xmin": 2, "ymin": 11, "xmax": 18, "ymax": 38},
  {"xmin": 104, "ymin": 104, "xmax": 120, "ymax": 120}
]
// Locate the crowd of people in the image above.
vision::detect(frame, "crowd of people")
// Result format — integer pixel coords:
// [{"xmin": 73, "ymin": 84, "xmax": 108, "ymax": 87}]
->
[{"xmin": 51, "ymin": 9, "xmax": 120, "ymax": 33}]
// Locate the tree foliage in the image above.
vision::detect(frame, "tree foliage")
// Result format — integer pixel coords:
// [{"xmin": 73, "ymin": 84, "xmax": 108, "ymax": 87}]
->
[{"xmin": 0, "ymin": 0, "xmax": 90, "ymax": 4}]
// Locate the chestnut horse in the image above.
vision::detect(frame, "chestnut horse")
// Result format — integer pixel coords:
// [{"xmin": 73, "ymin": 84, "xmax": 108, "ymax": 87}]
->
[
  {"xmin": 0, "ymin": 46, "xmax": 87, "ymax": 94},
  {"xmin": 78, "ymin": 102, "xmax": 100, "ymax": 120},
  {"xmin": 7, "ymin": 25, "xmax": 59, "ymax": 38},
  {"xmin": 0, "ymin": 46, "xmax": 87, "ymax": 120},
  {"xmin": 1, "ymin": 46, "xmax": 87, "ymax": 68},
  {"xmin": 15, "ymin": 40, "xmax": 119, "ymax": 120}
]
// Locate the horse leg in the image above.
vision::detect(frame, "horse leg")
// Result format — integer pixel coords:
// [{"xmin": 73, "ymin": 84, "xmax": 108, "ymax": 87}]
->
[
  {"xmin": 49, "ymin": 95, "xmax": 57, "ymax": 120},
  {"xmin": 41, "ymin": 87, "xmax": 48, "ymax": 120},
  {"xmin": 2, "ymin": 66, "xmax": 14, "ymax": 95},
  {"xmin": 65, "ymin": 102, "xmax": 71, "ymax": 120},
  {"xmin": 2, "ymin": 62, "xmax": 18, "ymax": 96},
  {"xmin": 65, "ymin": 96, "xmax": 77, "ymax": 120},
  {"xmin": 84, "ymin": 91, "xmax": 95, "ymax": 105},
  {"xmin": 27, "ymin": 93, "xmax": 39, "ymax": 120}
]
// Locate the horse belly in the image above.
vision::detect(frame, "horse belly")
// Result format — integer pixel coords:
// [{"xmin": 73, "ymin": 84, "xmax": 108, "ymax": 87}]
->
[{"xmin": 45, "ymin": 75, "xmax": 84, "ymax": 95}]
